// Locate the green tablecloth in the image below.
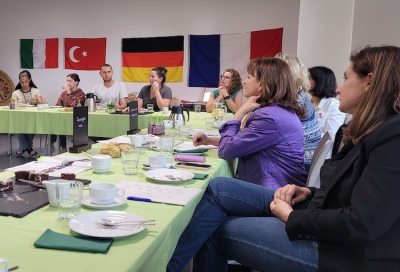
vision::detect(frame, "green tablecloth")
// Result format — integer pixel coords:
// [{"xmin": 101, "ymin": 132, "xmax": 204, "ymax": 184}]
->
[
  {"xmin": 0, "ymin": 111, "xmax": 232, "ymax": 272},
  {"xmin": 0, "ymin": 106, "xmax": 170, "ymax": 137}
]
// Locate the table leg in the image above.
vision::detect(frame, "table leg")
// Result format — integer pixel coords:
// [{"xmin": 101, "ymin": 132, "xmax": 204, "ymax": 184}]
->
[
  {"xmin": 8, "ymin": 133, "xmax": 12, "ymax": 156},
  {"xmin": 47, "ymin": 134, "xmax": 52, "ymax": 156}
]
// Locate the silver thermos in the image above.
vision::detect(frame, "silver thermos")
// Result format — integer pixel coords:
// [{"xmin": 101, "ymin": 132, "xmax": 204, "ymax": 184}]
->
[{"xmin": 84, "ymin": 93, "xmax": 97, "ymax": 112}]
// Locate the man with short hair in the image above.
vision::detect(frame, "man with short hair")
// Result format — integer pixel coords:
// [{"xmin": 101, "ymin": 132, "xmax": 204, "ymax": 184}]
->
[{"xmin": 92, "ymin": 64, "xmax": 128, "ymax": 109}]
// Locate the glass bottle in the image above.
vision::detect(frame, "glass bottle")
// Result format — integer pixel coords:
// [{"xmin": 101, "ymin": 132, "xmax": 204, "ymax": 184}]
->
[
  {"xmin": 147, "ymin": 122, "xmax": 155, "ymax": 134},
  {"xmin": 9, "ymin": 98, "xmax": 15, "ymax": 109}
]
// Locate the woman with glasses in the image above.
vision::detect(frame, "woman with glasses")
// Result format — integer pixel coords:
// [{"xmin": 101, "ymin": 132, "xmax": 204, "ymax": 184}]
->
[{"xmin": 206, "ymin": 69, "xmax": 243, "ymax": 113}]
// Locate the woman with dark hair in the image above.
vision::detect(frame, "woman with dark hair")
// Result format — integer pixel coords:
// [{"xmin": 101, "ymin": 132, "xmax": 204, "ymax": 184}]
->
[
  {"xmin": 309, "ymin": 66, "xmax": 346, "ymax": 143},
  {"xmin": 168, "ymin": 46, "xmax": 400, "ymax": 272},
  {"xmin": 206, "ymin": 68, "xmax": 243, "ymax": 113},
  {"xmin": 137, "ymin": 66, "xmax": 172, "ymax": 111},
  {"xmin": 42, "ymin": 73, "xmax": 85, "ymax": 155},
  {"xmin": 12, "ymin": 70, "xmax": 43, "ymax": 156}
]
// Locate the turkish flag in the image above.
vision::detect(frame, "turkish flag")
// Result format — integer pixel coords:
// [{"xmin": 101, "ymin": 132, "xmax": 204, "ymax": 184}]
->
[{"xmin": 64, "ymin": 38, "xmax": 106, "ymax": 70}]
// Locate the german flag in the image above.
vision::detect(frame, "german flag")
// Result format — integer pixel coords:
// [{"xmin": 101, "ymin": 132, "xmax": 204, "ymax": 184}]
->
[{"xmin": 122, "ymin": 36, "xmax": 184, "ymax": 82}]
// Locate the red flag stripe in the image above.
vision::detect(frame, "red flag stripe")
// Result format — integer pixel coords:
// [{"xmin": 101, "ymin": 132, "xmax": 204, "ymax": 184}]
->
[
  {"xmin": 122, "ymin": 51, "xmax": 183, "ymax": 67},
  {"xmin": 45, "ymin": 38, "xmax": 59, "ymax": 68},
  {"xmin": 250, "ymin": 28, "xmax": 283, "ymax": 59}
]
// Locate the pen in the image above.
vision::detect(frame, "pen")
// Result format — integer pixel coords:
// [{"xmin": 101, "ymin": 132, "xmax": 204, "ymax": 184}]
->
[{"xmin": 127, "ymin": 196, "xmax": 152, "ymax": 202}]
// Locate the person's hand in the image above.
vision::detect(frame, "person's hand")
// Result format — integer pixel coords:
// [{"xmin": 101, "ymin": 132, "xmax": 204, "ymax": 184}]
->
[
  {"xmin": 62, "ymin": 83, "xmax": 71, "ymax": 94},
  {"xmin": 274, "ymin": 184, "xmax": 311, "ymax": 206},
  {"xmin": 270, "ymin": 197, "xmax": 293, "ymax": 222},
  {"xmin": 217, "ymin": 86, "xmax": 229, "ymax": 97},
  {"xmin": 193, "ymin": 132, "xmax": 209, "ymax": 146},
  {"xmin": 239, "ymin": 96, "xmax": 261, "ymax": 114},
  {"xmin": 122, "ymin": 106, "xmax": 130, "ymax": 113},
  {"xmin": 152, "ymin": 81, "xmax": 160, "ymax": 93}
]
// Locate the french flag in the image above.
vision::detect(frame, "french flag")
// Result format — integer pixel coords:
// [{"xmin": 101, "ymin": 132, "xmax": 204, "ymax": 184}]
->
[{"xmin": 188, "ymin": 28, "xmax": 283, "ymax": 87}]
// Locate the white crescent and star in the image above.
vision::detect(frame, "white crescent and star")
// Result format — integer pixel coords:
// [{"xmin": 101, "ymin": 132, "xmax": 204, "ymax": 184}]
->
[{"xmin": 68, "ymin": 46, "xmax": 88, "ymax": 63}]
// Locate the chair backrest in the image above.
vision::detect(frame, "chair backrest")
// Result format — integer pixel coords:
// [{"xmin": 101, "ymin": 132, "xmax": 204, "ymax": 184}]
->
[{"xmin": 306, "ymin": 133, "xmax": 332, "ymax": 188}]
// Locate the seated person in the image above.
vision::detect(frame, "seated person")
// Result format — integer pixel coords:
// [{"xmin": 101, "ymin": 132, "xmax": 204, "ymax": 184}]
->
[
  {"xmin": 275, "ymin": 52, "xmax": 322, "ymax": 172},
  {"xmin": 42, "ymin": 73, "xmax": 85, "ymax": 155},
  {"xmin": 199, "ymin": 58, "xmax": 307, "ymax": 190},
  {"xmin": 12, "ymin": 70, "xmax": 43, "ymax": 156},
  {"xmin": 92, "ymin": 64, "xmax": 128, "ymax": 109},
  {"xmin": 137, "ymin": 66, "xmax": 172, "ymax": 111},
  {"xmin": 168, "ymin": 45, "xmax": 400, "ymax": 272},
  {"xmin": 205, "ymin": 69, "xmax": 243, "ymax": 113},
  {"xmin": 309, "ymin": 66, "xmax": 346, "ymax": 144}
]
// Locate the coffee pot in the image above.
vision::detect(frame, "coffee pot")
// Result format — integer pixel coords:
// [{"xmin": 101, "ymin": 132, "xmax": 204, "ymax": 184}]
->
[
  {"xmin": 169, "ymin": 106, "xmax": 190, "ymax": 126},
  {"xmin": 84, "ymin": 93, "xmax": 97, "ymax": 112}
]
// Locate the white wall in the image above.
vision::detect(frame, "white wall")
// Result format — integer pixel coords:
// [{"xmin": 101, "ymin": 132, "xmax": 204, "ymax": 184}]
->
[
  {"xmin": 0, "ymin": 0, "xmax": 300, "ymax": 105},
  {"xmin": 297, "ymin": 0, "xmax": 355, "ymax": 86}
]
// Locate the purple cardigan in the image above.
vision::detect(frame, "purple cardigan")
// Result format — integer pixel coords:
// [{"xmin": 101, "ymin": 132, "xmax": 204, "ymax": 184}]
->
[{"xmin": 218, "ymin": 105, "xmax": 307, "ymax": 190}]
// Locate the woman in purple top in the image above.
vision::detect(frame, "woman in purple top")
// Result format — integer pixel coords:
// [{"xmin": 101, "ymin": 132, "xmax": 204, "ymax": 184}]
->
[{"xmin": 217, "ymin": 58, "xmax": 307, "ymax": 189}]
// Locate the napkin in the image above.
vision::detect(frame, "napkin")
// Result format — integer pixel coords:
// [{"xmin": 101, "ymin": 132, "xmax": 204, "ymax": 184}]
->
[
  {"xmin": 174, "ymin": 154, "xmax": 206, "ymax": 163},
  {"xmin": 193, "ymin": 173, "xmax": 209, "ymax": 180},
  {"xmin": 34, "ymin": 229, "xmax": 113, "ymax": 253},
  {"xmin": 173, "ymin": 148, "xmax": 208, "ymax": 154}
]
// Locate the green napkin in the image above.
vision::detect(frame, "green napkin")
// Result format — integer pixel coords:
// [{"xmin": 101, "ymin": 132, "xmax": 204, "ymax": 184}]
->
[
  {"xmin": 174, "ymin": 148, "xmax": 208, "ymax": 153},
  {"xmin": 34, "ymin": 229, "xmax": 113, "ymax": 253},
  {"xmin": 193, "ymin": 173, "xmax": 209, "ymax": 180}
]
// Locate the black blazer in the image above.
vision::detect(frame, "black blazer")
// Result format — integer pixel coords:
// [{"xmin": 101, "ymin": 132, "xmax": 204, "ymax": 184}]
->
[{"xmin": 286, "ymin": 114, "xmax": 400, "ymax": 272}]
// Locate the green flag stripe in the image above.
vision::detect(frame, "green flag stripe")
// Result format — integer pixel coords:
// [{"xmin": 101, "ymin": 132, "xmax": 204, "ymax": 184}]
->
[{"xmin": 20, "ymin": 39, "xmax": 34, "ymax": 69}]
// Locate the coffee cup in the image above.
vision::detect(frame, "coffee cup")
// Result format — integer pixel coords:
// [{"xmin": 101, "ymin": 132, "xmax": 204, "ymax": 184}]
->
[
  {"xmin": 89, "ymin": 183, "xmax": 125, "ymax": 205},
  {"xmin": 129, "ymin": 135, "xmax": 145, "ymax": 147},
  {"xmin": 91, "ymin": 154, "xmax": 112, "ymax": 174},
  {"xmin": 148, "ymin": 154, "xmax": 169, "ymax": 168},
  {"xmin": 162, "ymin": 106, "xmax": 169, "ymax": 114},
  {"xmin": 163, "ymin": 120, "xmax": 173, "ymax": 129},
  {"xmin": 0, "ymin": 259, "xmax": 8, "ymax": 272}
]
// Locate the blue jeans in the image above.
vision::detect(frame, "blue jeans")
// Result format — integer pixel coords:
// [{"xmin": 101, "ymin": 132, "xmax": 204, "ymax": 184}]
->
[
  {"xmin": 167, "ymin": 177, "xmax": 318, "ymax": 272},
  {"xmin": 17, "ymin": 134, "xmax": 35, "ymax": 150}
]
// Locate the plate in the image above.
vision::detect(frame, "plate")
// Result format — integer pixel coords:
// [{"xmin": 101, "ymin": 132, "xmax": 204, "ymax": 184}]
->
[
  {"xmin": 86, "ymin": 148, "xmax": 101, "ymax": 156},
  {"xmin": 81, "ymin": 195, "xmax": 127, "ymax": 209},
  {"xmin": 23, "ymin": 104, "xmax": 35, "ymax": 107},
  {"xmin": 50, "ymin": 105, "xmax": 63, "ymax": 108},
  {"xmin": 69, "ymin": 211, "xmax": 146, "ymax": 239},
  {"xmin": 144, "ymin": 169, "xmax": 195, "ymax": 183},
  {"xmin": 142, "ymin": 162, "xmax": 173, "ymax": 170},
  {"xmin": 174, "ymin": 152, "xmax": 204, "ymax": 156}
]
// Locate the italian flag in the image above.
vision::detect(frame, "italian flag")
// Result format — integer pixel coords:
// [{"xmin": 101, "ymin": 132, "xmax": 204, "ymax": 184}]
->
[{"xmin": 20, "ymin": 38, "xmax": 59, "ymax": 69}]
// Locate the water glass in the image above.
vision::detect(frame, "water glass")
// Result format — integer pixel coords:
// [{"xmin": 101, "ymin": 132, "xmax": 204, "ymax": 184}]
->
[
  {"xmin": 159, "ymin": 138, "xmax": 174, "ymax": 155},
  {"xmin": 205, "ymin": 117, "xmax": 215, "ymax": 130},
  {"xmin": 147, "ymin": 104, "xmax": 154, "ymax": 111},
  {"xmin": 56, "ymin": 181, "xmax": 83, "ymax": 219},
  {"xmin": 121, "ymin": 150, "xmax": 140, "ymax": 175},
  {"xmin": 178, "ymin": 125, "xmax": 190, "ymax": 141},
  {"xmin": 194, "ymin": 104, "xmax": 202, "ymax": 113}
]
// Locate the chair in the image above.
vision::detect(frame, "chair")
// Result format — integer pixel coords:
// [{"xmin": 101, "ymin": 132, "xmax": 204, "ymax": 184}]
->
[{"xmin": 306, "ymin": 132, "xmax": 332, "ymax": 188}]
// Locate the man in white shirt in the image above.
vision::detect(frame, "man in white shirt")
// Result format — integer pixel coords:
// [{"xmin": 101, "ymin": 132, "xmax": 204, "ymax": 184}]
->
[{"xmin": 92, "ymin": 64, "xmax": 128, "ymax": 109}]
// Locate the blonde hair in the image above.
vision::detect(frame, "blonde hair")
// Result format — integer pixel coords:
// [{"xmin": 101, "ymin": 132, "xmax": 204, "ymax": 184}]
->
[{"xmin": 275, "ymin": 52, "xmax": 310, "ymax": 91}]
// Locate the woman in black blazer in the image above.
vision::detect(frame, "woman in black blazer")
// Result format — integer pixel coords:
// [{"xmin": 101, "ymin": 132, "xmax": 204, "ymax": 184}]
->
[{"xmin": 167, "ymin": 46, "xmax": 400, "ymax": 272}]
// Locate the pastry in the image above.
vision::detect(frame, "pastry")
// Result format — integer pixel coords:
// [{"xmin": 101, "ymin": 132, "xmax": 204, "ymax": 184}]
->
[
  {"xmin": 14, "ymin": 170, "xmax": 30, "ymax": 180},
  {"xmin": 60, "ymin": 173, "xmax": 76, "ymax": 180},
  {"xmin": 0, "ymin": 179, "xmax": 13, "ymax": 192},
  {"xmin": 28, "ymin": 172, "xmax": 49, "ymax": 183}
]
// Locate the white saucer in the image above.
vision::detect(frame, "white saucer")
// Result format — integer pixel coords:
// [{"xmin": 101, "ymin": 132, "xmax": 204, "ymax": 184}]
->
[
  {"xmin": 142, "ymin": 162, "xmax": 173, "ymax": 170},
  {"xmin": 81, "ymin": 195, "xmax": 127, "ymax": 209}
]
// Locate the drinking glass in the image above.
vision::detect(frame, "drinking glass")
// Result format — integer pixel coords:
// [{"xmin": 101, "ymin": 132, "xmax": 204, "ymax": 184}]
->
[
  {"xmin": 205, "ymin": 117, "xmax": 215, "ymax": 130},
  {"xmin": 56, "ymin": 181, "xmax": 83, "ymax": 219},
  {"xmin": 30, "ymin": 95, "xmax": 37, "ymax": 105},
  {"xmin": 159, "ymin": 138, "xmax": 174, "ymax": 156},
  {"xmin": 147, "ymin": 104, "xmax": 154, "ymax": 111},
  {"xmin": 121, "ymin": 150, "xmax": 141, "ymax": 175},
  {"xmin": 194, "ymin": 104, "xmax": 202, "ymax": 113},
  {"xmin": 178, "ymin": 125, "xmax": 190, "ymax": 141}
]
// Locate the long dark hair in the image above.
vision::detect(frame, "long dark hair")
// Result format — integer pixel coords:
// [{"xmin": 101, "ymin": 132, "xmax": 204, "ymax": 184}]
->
[
  {"xmin": 247, "ymin": 58, "xmax": 304, "ymax": 116},
  {"xmin": 15, "ymin": 70, "xmax": 38, "ymax": 90},
  {"xmin": 345, "ymin": 46, "xmax": 400, "ymax": 144}
]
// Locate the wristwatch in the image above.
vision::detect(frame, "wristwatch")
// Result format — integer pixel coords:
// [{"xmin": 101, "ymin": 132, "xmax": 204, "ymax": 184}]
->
[{"xmin": 224, "ymin": 95, "xmax": 231, "ymax": 100}]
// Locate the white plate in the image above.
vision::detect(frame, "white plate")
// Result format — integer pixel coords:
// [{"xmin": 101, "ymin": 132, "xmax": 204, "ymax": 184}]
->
[
  {"xmin": 142, "ymin": 162, "xmax": 173, "ymax": 170},
  {"xmin": 81, "ymin": 195, "xmax": 127, "ymax": 209},
  {"xmin": 50, "ymin": 105, "xmax": 63, "ymax": 108},
  {"xmin": 23, "ymin": 104, "xmax": 35, "ymax": 107},
  {"xmin": 174, "ymin": 152, "xmax": 204, "ymax": 156},
  {"xmin": 69, "ymin": 211, "xmax": 146, "ymax": 239},
  {"xmin": 144, "ymin": 169, "xmax": 194, "ymax": 183}
]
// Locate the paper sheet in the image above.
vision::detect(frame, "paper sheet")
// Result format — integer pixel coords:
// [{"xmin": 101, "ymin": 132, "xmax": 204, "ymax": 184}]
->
[{"xmin": 116, "ymin": 180, "xmax": 202, "ymax": 206}]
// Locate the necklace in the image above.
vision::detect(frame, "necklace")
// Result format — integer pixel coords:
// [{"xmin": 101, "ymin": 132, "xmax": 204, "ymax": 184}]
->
[{"xmin": 21, "ymin": 88, "xmax": 32, "ymax": 104}]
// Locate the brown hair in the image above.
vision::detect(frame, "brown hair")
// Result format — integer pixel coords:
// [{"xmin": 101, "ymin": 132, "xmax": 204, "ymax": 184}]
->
[
  {"xmin": 222, "ymin": 68, "xmax": 243, "ymax": 95},
  {"xmin": 247, "ymin": 58, "xmax": 303, "ymax": 115},
  {"xmin": 151, "ymin": 66, "xmax": 168, "ymax": 85},
  {"xmin": 345, "ymin": 46, "xmax": 400, "ymax": 144}
]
